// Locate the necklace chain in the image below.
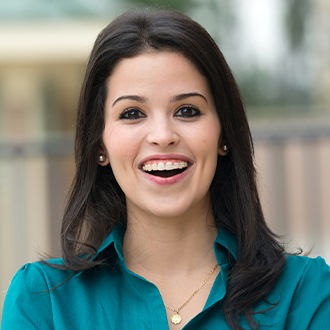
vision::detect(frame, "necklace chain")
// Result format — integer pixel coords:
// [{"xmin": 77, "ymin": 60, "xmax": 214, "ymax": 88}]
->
[{"xmin": 164, "ymin": 263, "xmax": 219, "ymax": 325}]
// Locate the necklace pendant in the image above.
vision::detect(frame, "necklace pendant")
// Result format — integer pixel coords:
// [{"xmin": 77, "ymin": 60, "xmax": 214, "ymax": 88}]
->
[{"xmin": 170, "ymin": 313, "xmax": 182, "ymax": 325}]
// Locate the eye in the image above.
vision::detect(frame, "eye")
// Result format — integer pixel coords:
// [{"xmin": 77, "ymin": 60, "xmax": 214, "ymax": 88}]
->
[
  {"xmin": 119, "ymin": 108, "xmax": 146, "ymax": 120},
  {"xmin": 175, "ymin": 105, "xmax": 201, "ymax": 118}
]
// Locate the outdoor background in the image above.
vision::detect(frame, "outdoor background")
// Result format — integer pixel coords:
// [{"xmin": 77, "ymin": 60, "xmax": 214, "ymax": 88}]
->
[{"xmin": 1, "ymin": 0, "xmax": 330, "ymax": 319}]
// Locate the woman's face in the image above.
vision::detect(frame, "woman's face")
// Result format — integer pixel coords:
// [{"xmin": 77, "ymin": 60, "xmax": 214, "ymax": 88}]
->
[{"xmin": 102, "ymin": 51, "xmax": 222, "ymax": 220}]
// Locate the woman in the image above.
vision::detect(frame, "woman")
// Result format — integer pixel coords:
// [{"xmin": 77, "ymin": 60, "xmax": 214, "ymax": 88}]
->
[{"xmin": 2, "ymin": 8, "xmax": 330, "ymax": 330}]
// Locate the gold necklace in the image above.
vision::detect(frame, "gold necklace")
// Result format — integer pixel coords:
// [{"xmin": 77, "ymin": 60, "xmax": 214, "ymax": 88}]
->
[{"xmin": 164, "ymin": 263, "xmax": 219, "ymax": 325}]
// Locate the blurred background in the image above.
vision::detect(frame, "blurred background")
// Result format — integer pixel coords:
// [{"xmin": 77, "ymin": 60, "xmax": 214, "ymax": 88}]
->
[{"xmin": 1, "ymin": 0, "xmax": 329, "ymax": 318}]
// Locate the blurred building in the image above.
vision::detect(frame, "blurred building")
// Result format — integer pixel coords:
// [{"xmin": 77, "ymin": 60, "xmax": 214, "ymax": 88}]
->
[
  {"xmin": 1, "ymin": 0, "xmax": 330, "ymax": 320},
  {"xmin": 0, "ymin": 0, "xmax": 118, "ymax": 318}
]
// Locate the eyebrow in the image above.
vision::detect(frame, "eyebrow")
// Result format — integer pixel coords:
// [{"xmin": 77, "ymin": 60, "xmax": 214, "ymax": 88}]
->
[
  {"xmin": 112, "ymin": 92, "xmax": 208, "ymax": 107},
  {"xmin": 112, "ymin": 95, "xmax": 149, "ymax": 107},
  {"xmin": 170, "ymin": 92, "xmax": 208, "ymax": 103}
]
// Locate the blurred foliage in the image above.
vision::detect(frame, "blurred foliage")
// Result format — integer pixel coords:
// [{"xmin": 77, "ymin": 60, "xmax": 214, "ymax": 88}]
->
[
  {"xmin": 239, "ymin": 0, "xmax": 313, "ymax": 110},
  {"xmin": 238, "ymin": 66, "xmax": 310, "ymax": 109},
  {"xmin": 0, "ymin": 0, "xmax": 97, "ymax": 20},
  {"xmin": 124, "ymin": 0, "xmax": 196, "ymax": 12},
  {"xmin": 285, "ymin": 0, "xmax": 310, "ymax": 51},
  {"xmin": 0, "ymin": 0, "xmax": 321, "ymax": 114},
  {"xmin": 126, "ymin": 0, "xmax": 313, "ymax": 111}
]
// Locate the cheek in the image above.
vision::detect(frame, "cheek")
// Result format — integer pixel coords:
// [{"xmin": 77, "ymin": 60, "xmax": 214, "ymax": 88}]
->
[
  {"xmin": 102, "ymin": 126, "xmax": 138, "ymax": 169},
  {"xmin": 102, "ymin": 127, "xmax": 121, "ymax": 163},
  {"xmin": 200, "ymin": 122, "xmax": 221, "ymax": 152}
]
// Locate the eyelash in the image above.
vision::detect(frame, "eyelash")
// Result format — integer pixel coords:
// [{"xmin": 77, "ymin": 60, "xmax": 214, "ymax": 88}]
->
[
  {"xmin": 174, "ymin": 105, "xmax": 201, "ymax": 118},
  {"xmin": 118, "ymin": 105, "xmax": 201, "ymax": 120},
  {"xmin": 119, "ymin": 108, "xmax": 146, "ymax": 120}
]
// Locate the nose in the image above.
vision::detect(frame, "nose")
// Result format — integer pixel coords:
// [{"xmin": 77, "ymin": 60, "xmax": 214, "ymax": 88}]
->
[{"xmin": 146, "ymin": 118, "xmax": 179, "ymax": 148}]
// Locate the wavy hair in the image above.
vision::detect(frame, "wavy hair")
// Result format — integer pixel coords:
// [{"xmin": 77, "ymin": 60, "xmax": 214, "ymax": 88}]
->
[{"xmin": 59, "ymin": 8, "xmax": 285, "ymax": 329}]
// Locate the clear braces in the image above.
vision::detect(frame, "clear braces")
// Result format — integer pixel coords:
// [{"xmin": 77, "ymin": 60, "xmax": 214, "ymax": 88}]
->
[{"xmin": 142, "ymin": 161, "xmax": 188, "ymax": 172}]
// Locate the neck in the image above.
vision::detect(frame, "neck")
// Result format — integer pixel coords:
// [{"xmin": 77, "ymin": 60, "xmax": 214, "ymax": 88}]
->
[{"xmin": 123, "ymin": 209, "xmax": 218, "ymax": 276}]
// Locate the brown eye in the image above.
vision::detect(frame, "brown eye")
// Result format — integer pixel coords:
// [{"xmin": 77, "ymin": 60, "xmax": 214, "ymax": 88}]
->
[
  {"xmin": 175, "ymin": 106, "xmax": 201, "ymax": 118},
  {"xmin": 119, "ymin": 108, "xmax": 146, "ymax": 120}
]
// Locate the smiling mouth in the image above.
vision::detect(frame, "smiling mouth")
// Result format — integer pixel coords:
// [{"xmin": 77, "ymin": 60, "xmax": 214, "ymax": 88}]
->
[{"xmin": 141, "ymin": 161, "xmax": 190, "ymax": 178}]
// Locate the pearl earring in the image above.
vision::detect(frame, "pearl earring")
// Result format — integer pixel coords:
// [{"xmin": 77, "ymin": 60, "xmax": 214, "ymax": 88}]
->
[
  {"xmin": 223, "ymin": 145, "xmax": 228, "ymax": 152},
  {"xmin": 99, "ymin": 155, "xmax": 106, "ymax": 162}
]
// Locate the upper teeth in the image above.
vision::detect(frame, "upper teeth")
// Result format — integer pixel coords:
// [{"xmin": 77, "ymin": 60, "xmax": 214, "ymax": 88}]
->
[{"xmin": 142, "ymin": 161, "xmax": 188, "ymax": 172}]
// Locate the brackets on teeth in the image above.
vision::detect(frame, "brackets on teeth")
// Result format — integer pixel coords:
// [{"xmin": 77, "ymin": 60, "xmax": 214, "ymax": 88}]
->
[{"xmin": 142, "ymin": 161, "xmax": 188, "ymax": 172}]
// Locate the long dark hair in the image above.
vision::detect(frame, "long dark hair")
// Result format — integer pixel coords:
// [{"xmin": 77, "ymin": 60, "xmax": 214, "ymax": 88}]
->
[{"xmin": 60, "ymin": 8, "xmax": 285, "ymax": 329}]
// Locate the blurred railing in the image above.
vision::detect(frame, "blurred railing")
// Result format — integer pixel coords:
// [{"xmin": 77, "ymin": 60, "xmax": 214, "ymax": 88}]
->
[
  {"xmin": 253, "ymin": 120, "xmax": 330, "ymax": 259},
  {"xmin": 1, "ymin": 122, "xmax": 330, "ymax": 318},
  {"xmin": 0, "ymin": 134, "xmax": 75, "ymax": 320}
]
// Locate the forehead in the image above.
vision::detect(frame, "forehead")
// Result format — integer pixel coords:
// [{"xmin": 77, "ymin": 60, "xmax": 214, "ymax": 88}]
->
[
  {"xmin": 111, "ymin": 50, "xmax": 197, "ymax": 75},
  {"xmin": 106, "ymin": 51, "xmax": 212, "ymax": 98}
]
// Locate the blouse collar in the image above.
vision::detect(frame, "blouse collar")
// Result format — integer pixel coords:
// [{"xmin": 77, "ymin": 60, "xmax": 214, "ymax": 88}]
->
[{"xmin": 97, "ymin": 224, "xmax": 238, "ymax": 264}]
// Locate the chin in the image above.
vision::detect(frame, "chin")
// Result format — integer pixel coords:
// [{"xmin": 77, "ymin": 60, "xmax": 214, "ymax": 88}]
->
[{"xmin": 145, "ymin": 203, "xmax": 200, "ymax": 220}]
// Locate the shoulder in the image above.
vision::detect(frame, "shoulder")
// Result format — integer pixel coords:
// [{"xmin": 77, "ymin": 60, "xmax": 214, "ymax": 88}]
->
[
  {"xmin": 1, "ymin": 261, "xmax": 63, "ymax": 329},
  {"xmin": 3, "ymin": 260, "xmax": 73, "ymax": 309},
  {"xmin": 8, "ymin": 259, "xmax": 72, "ymax": 290},
  {"xmin": 2, "ymin": 259, "xmax": 121, "ymax": 329},
  {"xmin": 276, "ymin": 255, "xmax": 330, "ymax": 328},
  {"xmin": 284, "ymin": 255, "xmax": 330, "ymax": 282},
  {"xmin": 253, "ymin": 255, "xmax": 330, "ymax": 329},
  {"xmin": 286, "ymin": 254, "xmax": 329, "ymax": 267},
  {"xmin": 278, "ymin": 255, "xmax": 330, "ymax": 292}
]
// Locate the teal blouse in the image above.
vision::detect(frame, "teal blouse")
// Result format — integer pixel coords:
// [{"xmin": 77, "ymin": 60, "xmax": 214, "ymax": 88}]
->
[{"xmin": 2, "ymin": 225, "xmax": 330, "ymax": 329}]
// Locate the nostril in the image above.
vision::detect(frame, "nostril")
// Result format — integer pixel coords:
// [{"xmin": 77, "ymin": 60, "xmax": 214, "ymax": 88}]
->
[{"xmin": 146, "ymin": 127, "xmax": 179, "ymax": 147}]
